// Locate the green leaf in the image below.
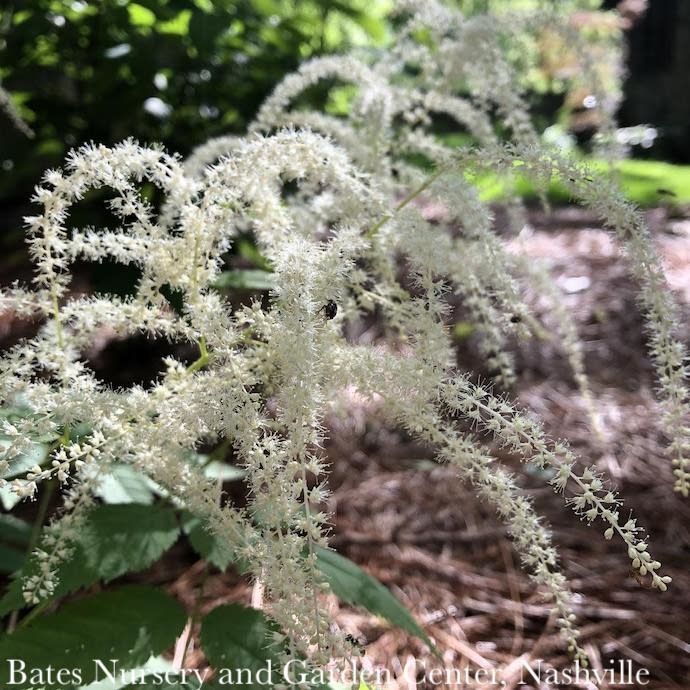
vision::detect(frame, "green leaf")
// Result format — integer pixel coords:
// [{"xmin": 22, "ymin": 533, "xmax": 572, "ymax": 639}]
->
[
  {"xmin": 0, "ymin": 484, "xmax": 20, "ymax": 510},
  {"xmin": 157, "ymin": 9, "xmax": 191, "ymax": 35},
  {"xmin": 94, "ymin": 464, "xmax": 157, "ymax": 504},
  {"xmin": 250, "ymin": 0, "xmax": 282, "ymax": 16},
  {"xmin": 0, "ymin": 403, "xmax": 30, "ymax": 418},
  {"xmin": 128, "ymin": 3, "xmax": 156, "ymax": 28},
  {"xmin": 0, "ymin": 586, "xmax": 186, "ymax": 690},
  {"xmin": 0, "ymin": 513, "xmax": 31, "ymax": 546},
  {"xmin": 0, "ymin": 504, "xmax": 181, "ymax": 615},
  {"xmin": 78, "ymin": 504, "xmax": 180, "ymax": 581},
  {"xmin": 0, "ymin": 514, "xmax": 31, "ymax": 573},
  {"xmin": 181, "ymin": 513, "xmax": 234, "ymax": 571},
  {"xmin": 0, "ymin": 440, "xmax": 48, "ymax": 479},
  {"xmin": 315, "ymin": 546, "xmax": 437, "ymax": 655},
  {"xmin": 0, "ymin": 548, "xmax": 99, "ymax": 616},
  {"xmin": 203, "ymin": 460, "xmax": 245, "ymax": 482},
  {"xmin": 192, "ymin": 0, "xmax": 214, "ymax": 12},
  {"xmin": 236, "ymin": 239, "xmax": 272, "ymax": 271},
  {"xmin": 213, "ymin": 269, "xmax": 276, "ymax": 291},
  {"xmin": 0, "ymin": 543, "xmax": 25, "ymax": 574},
  {"xmin": 200, "ymin": 604, "xmax": 281, "ymax": 689},
  {"xmin": 0, "ymin": 579, "xmax": 23, "ymax": 616}
]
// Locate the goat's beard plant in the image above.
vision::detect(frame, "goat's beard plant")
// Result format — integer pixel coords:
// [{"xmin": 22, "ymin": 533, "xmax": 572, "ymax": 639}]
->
[{"xmin": 0, "ymin": 0, "xmax": 685, "ymax": 677}]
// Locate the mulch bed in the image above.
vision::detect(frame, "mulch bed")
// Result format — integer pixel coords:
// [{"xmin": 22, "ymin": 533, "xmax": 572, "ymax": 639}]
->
[
  {"xmin": 323, "ymin": 208, "xmax": 690, "ymax": 688},
  {"xmin": 2, "ymin": 206, "xmax": 689, "ymax": 688}
]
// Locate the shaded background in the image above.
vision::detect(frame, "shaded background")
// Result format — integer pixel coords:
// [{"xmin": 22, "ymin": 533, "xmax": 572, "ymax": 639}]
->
[
  {"xmin": 0, "ymin": 0, "xmax": 390, "ymax": 295},
  {"xmin": 0, "ymin": 0, "xmax": 388, "ymax": 201},
  {"xmin": 612, "ymin": 0, "xmax": 690, "ymax": 162},
  {"xmin": 2, "ymin": 0, "xmax": 689, "ymax": 280},
  {"xmin": 3, "ymin": 0, "xmax": 690, "ymax": 299},
  {"xmin": 2, "ymin": 0, "xmax": 690, "ymax": 190}
]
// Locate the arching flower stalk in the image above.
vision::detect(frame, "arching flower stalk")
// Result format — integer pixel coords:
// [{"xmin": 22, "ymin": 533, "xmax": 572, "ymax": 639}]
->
[{"xmin": 0, "ymin": 0, "xmax": 679, "ymax": 681}]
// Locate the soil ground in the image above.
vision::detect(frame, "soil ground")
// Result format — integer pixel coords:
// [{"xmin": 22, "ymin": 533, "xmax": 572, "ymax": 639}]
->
[
  {"xmin": 168, "ymin": 207, "xmax": 690, "ymax": 689},
  {"xmin": 324, "ymin": 207, "xmax": 690, "ymax": 689},
  {"xmin": 2, "ymin": 206, "xmax": 689, "ymax": 689}
]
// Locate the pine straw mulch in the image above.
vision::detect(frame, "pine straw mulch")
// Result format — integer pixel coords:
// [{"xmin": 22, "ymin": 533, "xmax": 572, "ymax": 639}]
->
[
  {"xmin": 2, "ymin": 207, "xmax": 689, "ymax": 689},
  {"xmin": 322, "ymin": 208, "xmax": 690, "ymax": 689},
  {"xmin": 161, "ymin": 208, "xmax": 690, "ymax": 690}
]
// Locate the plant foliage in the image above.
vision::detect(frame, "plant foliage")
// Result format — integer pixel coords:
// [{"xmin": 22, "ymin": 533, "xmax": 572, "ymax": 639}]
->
[{"xmin": 0, "ymin": 0, "xmax": 686, "ymax": 682}]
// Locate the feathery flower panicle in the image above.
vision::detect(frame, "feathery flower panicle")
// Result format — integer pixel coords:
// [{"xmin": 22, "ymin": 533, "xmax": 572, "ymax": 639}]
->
[
  {"xmin": 463, "ymin": 143, "xmax": 690, "ymax": 496},
  {"xmin": 0, "ymin": 0, "xmax": 677, "ymax": 681}
]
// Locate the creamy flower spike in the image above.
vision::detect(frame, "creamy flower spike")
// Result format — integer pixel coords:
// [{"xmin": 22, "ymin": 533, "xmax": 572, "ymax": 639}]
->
[{"xmin": 0, "ymin": 0, "xmax": 679, "ymax": 679}]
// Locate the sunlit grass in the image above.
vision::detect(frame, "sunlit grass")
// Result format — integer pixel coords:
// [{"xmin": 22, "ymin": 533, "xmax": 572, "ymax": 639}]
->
[{"xmin": 478, "ymin": 157, "xmax": 690, "ymax": 207}]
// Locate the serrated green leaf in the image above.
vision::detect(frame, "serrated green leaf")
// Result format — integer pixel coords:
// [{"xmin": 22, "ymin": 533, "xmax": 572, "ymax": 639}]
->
[
  {"xmin": 315, "ymin": 546, "xmax": 437, "ymax": 655},
  {"xmin": 200, "ymin": 604, "xmax": 281, "ymax": 689},
  {"xmin": 0, "ymin": 586, "xmax": 186, "ymax": 690},
  {"xmin": 79, "ymin": 504, "xmax": 180, "ymax": 581},
  {"xmin": 0, "ymin": 504, "xmax": 181, "ymax": 615},
  {"xmin": 94, "ymin": 464, "xmax": 156, "ymax": 504},
  {"xmin": 181, "ymin": 513, "xmax": 234, "ymax": 571}
]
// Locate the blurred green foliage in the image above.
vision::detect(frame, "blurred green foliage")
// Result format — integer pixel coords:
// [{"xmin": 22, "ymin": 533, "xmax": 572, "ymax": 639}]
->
[
  {"xmin": 0, "ymin": 0, "xmax": 685, "ymax": 220},
  {"xmin": 0, "ymin": 0, "xmax": 390, "ymax": 201},
  {"xmin": 473, "ymin": 157, "xmax": 690, "ymax": 207},
  {"xmin": 604, "ymin": 159, "xmax": 690, "ymax": 206}
]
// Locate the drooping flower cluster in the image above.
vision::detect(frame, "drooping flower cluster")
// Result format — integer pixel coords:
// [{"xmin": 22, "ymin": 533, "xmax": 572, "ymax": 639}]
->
[{"xmin": 0, "ymin": 0, "xmax": 682, "ymax": 677}]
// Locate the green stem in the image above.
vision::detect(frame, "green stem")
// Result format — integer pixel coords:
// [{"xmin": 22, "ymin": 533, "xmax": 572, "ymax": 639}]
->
[
  {"xmin": 17, "ymin": 599, "xmax": 50, "ymax": 629},
  {"xmin": 186, "ymin": 336, "xmax": 211, "ymax": 374},
  {"xmin": 366, "ymin": 165, "xmax": 449, "ymax": 239},
  {"xmin": 27, "ymin": 479, "xmax": 55, "ymax": 554},
  {"xmin": 51, "ymin": 288, "xmax": 64, "ymax": 350}
]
